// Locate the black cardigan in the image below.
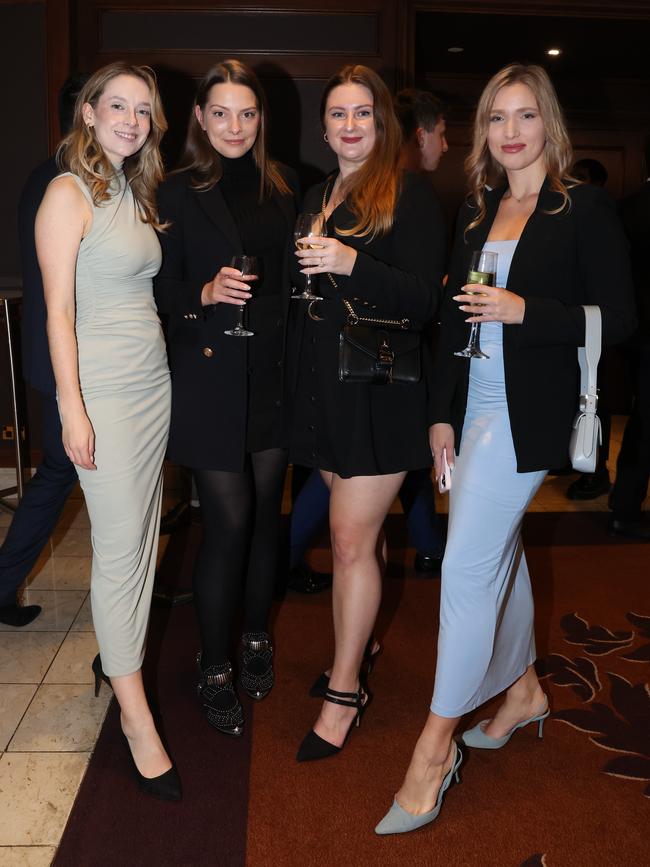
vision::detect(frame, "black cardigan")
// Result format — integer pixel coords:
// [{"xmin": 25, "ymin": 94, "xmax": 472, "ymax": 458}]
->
[
  {"xmin": 154, "ymin": 164, "xmax": 299, "ymax": 471},
  {"xmin": 432, "ymin": 178, "xmax": 637, "ymax": 472}
]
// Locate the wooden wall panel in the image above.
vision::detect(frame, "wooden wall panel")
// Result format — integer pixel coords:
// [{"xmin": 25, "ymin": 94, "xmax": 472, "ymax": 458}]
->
[{"xmin": 71, "ymin": 1, "xmax": 399, "ymax": 184}]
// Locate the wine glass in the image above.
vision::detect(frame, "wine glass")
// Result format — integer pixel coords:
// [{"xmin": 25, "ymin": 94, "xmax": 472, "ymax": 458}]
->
[
  {"xmin": 454, "ymin": 250, "xmax": 498, "ymax": 359},
  {"xmin": 293, "ymin": 213, "xmax": 327, "ymax": 301},
  {"xmin": 224, "ymin": 255, "xmax": 260, "ymax": 337}
]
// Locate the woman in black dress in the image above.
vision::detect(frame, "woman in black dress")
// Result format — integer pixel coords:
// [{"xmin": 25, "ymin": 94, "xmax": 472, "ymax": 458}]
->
[
  {"xmin": 291, "ymin": 64, "xmax": 446, "ymax": 761},
  {"xmin": 154, "ymin": 60, "xmax": 298, "ymax": 736}
]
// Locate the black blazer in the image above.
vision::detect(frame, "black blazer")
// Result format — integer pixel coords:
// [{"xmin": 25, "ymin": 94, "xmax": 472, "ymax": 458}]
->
[
  {"xmin": 18, "ymin": 156, "xmax": 59, "ymax": 396},
  {"xmin": 154, "ymin": 165, "xmax": 299, "ymax": 471},
  {"xmin": 288, "ymin": 172, "xmax": 446, "ymax": 477},
  {"xmin": 432, "ymin": 178, "xmax": 637, "ymax": 472}
]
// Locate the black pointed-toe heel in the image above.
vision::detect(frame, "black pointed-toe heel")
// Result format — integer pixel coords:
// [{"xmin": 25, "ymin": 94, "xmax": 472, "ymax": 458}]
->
[
  {"xmin": 308, "ymin": 639, "xmax": 381, "ymax": 698},
  {"xmin": 122, "ymin": 735, "xmax": 182, "ymax": 801},
  {"xmin": 240, "ymin": 632, "xmax": 274, "ymax": 700},
  {"xmin": 91, "ymin": 654, "xmax": 112, "ymax": 698},
  {"xmin": 196, "ymin": 654, "xmax": 244, "ymax": 737},
  {"xmin": 297, "ymin": 685, "xmax": 369, "ymax": 762}
]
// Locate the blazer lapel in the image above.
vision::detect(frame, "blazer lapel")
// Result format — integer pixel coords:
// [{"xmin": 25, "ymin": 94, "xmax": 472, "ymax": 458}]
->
[
  {"xmin": 272, "ymin": 185, "xmax": 296, "ymax": 319},
  {"xmin": 194, "ymin": 184, "xmax": 243, "ymax": 254},
  {"xmin": 272, "ymin": 185, "xmax": 295, "ymax": 235},
  {"xmin": 505, "ymin": 175, "xmax": 560, "ymax": 293}
]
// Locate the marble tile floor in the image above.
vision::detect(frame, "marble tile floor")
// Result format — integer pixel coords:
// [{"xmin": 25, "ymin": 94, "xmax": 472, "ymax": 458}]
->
[{"xmin": 0, "ymin": 416, "xmax": 646, "ymax": 865}]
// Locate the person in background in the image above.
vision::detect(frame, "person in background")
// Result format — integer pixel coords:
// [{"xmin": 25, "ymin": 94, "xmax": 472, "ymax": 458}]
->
[
  {"xmin": 154, "ymin": 60, "xmax": 299, "ymax": 737},
  {"xmin": 375, "ymin": 63, "xmax": 635, "ymax": 836},
  {"xmin": 610, "ymin": 139, "xmax": 650, "ymax": 539},
  {"xmin": 565, "ymin": 156, "xmax": 613, "ymax": 500},
  {"xmin": 36, "ymin": 62, "xmax": 180, "ymax": 800},
  {"xmin": 572, "ymin": 157, "xmax": 608, "ymax": 188},
  {"xmin": 0, "ymin": 74, "xmax": 89, "ymax": 628},
  {"xmin": 290, "ymin": 64, "xmax": 445, "ymax": 762},
  {"xmin": 395, "ymin": 88, "xmax": 448, "ymax": 175}
]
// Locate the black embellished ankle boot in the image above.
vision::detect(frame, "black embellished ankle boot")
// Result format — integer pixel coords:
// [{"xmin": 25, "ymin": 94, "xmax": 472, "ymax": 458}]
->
[
  {"xmin": 240, "ymin": 632, "xmax": 274, "ymax": 701},
  {"xmin": 196, "ymin": 654, "xmax": 244, "ymax": 737}
]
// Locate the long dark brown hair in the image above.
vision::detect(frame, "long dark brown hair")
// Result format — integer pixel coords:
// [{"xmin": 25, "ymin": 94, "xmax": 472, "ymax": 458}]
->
[
  {"xmin": 56, "ymin": 62, "xmax": 167, "ymax": 229},
  {"xmin": 177, "ymin": 59, "xmax": 289, "ymax": 198},
  {"xmin": 321, "ymin": 65, "xmax": 402, "ymax": 239},
  {"xmin": 466, "ymin": 63, "xmax": 577, "ymax": 233}
]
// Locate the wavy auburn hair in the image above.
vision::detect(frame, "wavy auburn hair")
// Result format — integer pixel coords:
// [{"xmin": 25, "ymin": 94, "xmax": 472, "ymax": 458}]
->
[
  {"xmin": 322, "ymin": 65, "xmax": 402, "ymax": 239},
  {"xmin": 465, "ymin": 63, "xmax": 577, "ymax": 233},
  {"xmin": 56, "ymin": 63, "xmax": 167, "ymax": 229},
  {"xmin": 178, "ymin": 59, "xmax": 290, "ymax": 199}
]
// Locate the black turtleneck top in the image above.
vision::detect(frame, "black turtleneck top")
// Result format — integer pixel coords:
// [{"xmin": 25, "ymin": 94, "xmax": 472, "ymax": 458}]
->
[
  {"xmin": 218, "ymin": 150, "xmax": 288, "ymax": 452},
  {"xmin": 218, "ymin": 151, "xmax": 284, "ymax": 299}
]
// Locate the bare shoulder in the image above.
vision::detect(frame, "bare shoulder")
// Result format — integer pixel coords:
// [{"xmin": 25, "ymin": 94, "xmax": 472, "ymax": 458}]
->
[
  {"xmin": 38, "ymin": 174, "xmax": 92, "ymax": 235},
  {"xmin": 43, "ymin": 174, "xmax": 89, "ymax": 208}
]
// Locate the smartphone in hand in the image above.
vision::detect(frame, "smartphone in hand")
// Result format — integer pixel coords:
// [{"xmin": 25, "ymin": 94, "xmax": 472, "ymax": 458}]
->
[{"xmin": 438, "ymin": 448, "xmax": 453, "ymax": 494}]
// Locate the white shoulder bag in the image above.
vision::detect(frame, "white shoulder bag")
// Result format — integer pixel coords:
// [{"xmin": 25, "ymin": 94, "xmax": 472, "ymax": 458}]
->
[{"xmin": 569, "ymin": 305, "xmax": 602, "ymax": 473}]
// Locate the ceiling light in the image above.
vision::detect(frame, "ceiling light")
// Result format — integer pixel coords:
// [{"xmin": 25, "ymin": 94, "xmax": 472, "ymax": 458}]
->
[
  {"xmin": 546, "ymin": 48, "xmax": 561, "ymax": 56},
  {"xmin": 447, "ymin": 46, "xmax": 464, "ymax": 53}
]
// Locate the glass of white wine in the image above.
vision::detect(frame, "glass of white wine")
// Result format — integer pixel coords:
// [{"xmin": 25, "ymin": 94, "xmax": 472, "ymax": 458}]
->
[
  {"xmin": 454, "ymin": 249, "xmax": 498, "ymax": 359},
  {"xmin": 293, "ymin": 213, "xmax": 327, "ymax": 301}
]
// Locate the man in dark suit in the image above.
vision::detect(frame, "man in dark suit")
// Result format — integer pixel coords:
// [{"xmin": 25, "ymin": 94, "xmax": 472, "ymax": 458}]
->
[
  {"xmin": 0, "ymin": 75, "xmax": 88, "ymax": 626},
  {"xmin": 610, "ymin": 144, "xmax": 650, "ymax": 540}
]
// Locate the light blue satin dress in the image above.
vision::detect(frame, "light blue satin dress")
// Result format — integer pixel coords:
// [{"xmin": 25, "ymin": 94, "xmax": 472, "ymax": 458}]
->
[{"xmin": 431, "ymin": 240, "xmax": 547, "ymax": 717}]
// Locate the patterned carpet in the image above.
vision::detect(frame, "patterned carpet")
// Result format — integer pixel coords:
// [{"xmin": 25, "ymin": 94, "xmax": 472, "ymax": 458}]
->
[{"xmin": 54, "ymin": 514, "xmax": 649, "ymax": 867}]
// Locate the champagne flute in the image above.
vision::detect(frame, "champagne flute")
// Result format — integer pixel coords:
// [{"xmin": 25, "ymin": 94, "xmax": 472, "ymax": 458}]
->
[
  {"xmin": 224, "ymin": 255, "xmax": 260, "ymax": 337},
  {"xmin": 454, "ymin": 250, "xmax": 498, "ymax": 359},
  {"xmin": 293, "ymin": 213, "xmax": 327, "ymax": 301}
]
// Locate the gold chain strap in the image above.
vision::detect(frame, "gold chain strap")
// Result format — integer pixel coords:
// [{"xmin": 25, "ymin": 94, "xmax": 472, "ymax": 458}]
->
[{"xmin": 321, "ymin": 179, "xmax": 410, "ymax": 331}]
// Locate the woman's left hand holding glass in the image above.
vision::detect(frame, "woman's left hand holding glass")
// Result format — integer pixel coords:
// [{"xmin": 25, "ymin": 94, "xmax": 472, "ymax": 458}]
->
[
  {"xmin": 454, "ymin": 284, "xmax": 525, "ymax": 324},
  {"xmin": 295, "ymin": 236, "xmax": 357, "ymax": 277}
]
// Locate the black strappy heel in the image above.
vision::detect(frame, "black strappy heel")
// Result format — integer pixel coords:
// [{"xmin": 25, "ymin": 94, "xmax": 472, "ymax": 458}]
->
[
  {"xmin": 308, "ymin": 638, "xmax": 381, "ymax": 698},
  {"xmin": 296, "ymin": 685, "xmax": 370, "ymax": 762}
]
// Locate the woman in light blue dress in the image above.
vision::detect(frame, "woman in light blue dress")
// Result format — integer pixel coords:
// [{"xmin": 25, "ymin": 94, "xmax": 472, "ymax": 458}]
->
[{"xmin": 375, "ymin": 63, "xmax": 636, "ymax": 835}]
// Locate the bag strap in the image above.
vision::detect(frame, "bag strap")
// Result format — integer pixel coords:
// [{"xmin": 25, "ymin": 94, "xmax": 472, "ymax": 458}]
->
[
  {"xmin": 320, "ymin": 179, "xmax": 410, "ymax": 331},
  {"xmin": 578, "ymin": 305, "xmax": 602, "ymax": 413}
]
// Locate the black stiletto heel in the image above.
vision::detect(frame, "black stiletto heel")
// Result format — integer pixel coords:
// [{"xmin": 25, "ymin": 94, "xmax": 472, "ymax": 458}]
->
[
  {"xmin": 308, "ymin": 639, "xmax": 381, "ymax": 698},
  {"xmin": 122, "ymin": 735, "xmax": 182, "ymax": 801},
  {"xmin": 297, "ymin": 685, "xmax": 370, "ymax": 762},
  {"xmin": 91, "ymin": 654, "xmax": 112, "ymax": 697}
]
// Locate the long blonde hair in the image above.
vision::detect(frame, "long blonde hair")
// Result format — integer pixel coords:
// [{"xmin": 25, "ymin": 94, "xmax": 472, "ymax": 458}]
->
[
  {"xmin": 56, "ymin": 63, "xmax": 167, "ymax": 229},
  {"xmin": 322, "ymin": 65, "xmax": 403, "ymax": 239},
  {"xmin": 465, "ymin": 63, "xmax": 576, "ymax": 233},
  {"xmin": 177, "ymin": 60, "xmax": 290, "ymax": 199}
]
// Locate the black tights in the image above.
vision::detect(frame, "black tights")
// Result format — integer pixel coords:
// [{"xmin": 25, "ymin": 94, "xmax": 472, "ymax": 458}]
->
[{"xmin": 192, "ymin": 448, "xmax": 287, "ymax": 668}]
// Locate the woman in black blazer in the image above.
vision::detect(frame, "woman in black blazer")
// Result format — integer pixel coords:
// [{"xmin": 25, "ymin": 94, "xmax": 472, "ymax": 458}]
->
[
  {"xmin": 154, "ymin": 60, "xmax": 298, "ymax": 737},
  {"xmin": 291, "ymin": 65, "xmax": 445, "ymax": 762},
  {"xmin": 375, "ymin": 63, "xmax": 636, "ymax": 835}
]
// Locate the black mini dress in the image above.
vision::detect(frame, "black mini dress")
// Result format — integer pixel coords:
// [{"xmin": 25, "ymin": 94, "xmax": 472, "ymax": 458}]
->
[{"xmin": 289, "ymin": 171, "xmax": 446, "ymax": 478}]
